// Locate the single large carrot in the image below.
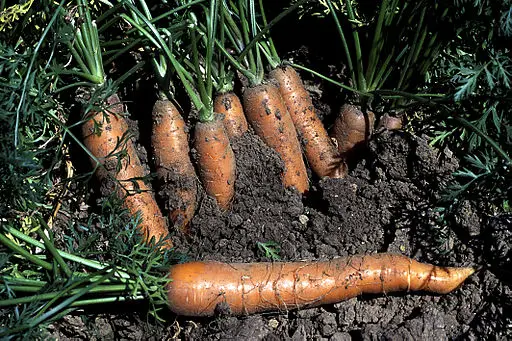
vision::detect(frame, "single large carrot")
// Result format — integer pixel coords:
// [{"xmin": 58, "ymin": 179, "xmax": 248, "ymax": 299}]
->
[
  {"xmin": 214, "ymin": 92, "xmax": 248, "ymax": 139},
  {"xmin": 194, "ymin": 116, "xmax": 236, "ymax": 210},
  {"xmin": 167, "ymin": 253, "xmax": 474, "ymax": 316},
  {"xmin": 151, "ymin": 99, "xmax": 197, "ymax": 231},
  {"xmin": 82, "ymin": 94, "xmax": 172, "ymax": 248},
  {"xmin": 332, "ymin": 104, "xmax": 376, "ymax": 154},
  {"xmin": 243, "ymin": 83, "xmax": 309, "ymax": 193},
  {"xmin": 270, "ymin": 65, "xmax": 347, "ymax": 178}
]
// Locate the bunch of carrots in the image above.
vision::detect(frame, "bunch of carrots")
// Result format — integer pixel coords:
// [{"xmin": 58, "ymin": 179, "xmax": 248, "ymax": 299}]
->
[{"xmin": 69, "ymin": 0, "xmax": 474, "ymax": 318}]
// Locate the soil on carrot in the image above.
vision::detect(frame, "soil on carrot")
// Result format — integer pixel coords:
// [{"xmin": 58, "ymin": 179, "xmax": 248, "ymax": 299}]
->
[{"xmin": 48, "ymin": 114, "xmax": 511, "ymax": 340}]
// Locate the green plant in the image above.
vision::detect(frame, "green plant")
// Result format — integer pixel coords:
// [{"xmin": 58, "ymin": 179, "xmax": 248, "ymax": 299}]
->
[{"xmin": 256, "ymin": 241, "xmax": 281, "ymax": 261}]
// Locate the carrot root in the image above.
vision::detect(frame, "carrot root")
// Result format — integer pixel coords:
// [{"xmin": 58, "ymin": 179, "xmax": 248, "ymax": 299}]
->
[
  {"xmin": 82, "ymin": 94, "xmax": 172, "ymax": 248},
  {"xmin": 194, "ymin": 117, "xmax": 236, "ymax": 210},
  {"xmin": 332, "ymin": 104, "xmax": 375, "ymax": 154},
  {"xmin": 151, "ymin": 99, "xmax": 197, "ymax": 232},
  {"xmin": 243, "ymin": 83, "xmax": 309, "ymax": 193},
  {"xmin": 270, "ymin": 66, "xmax": 347, "ymax": 178},
  {"xmin": 167, "ymin": 253, "xmax": 474, "ymax": 316},
  {"xmin": 214, "ymin": 92, "xmax": 248, "ymax": 139}
]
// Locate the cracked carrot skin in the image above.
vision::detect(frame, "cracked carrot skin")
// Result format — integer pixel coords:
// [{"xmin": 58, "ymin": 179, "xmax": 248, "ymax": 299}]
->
[
  {"xmin": 243, "ymin": 83, "xmax": 309, "ymax": 193},
  {"xmin": 82, "ymin": 94, "xmax": 172, "ymax": 248},
  {"xmin": 166, "ymin": 253, "xmax": 474, "ymax": 317},
  {"xmin": 151, "ymin": 99, "xmax": 197, "ymax": 231},
  {"xmin": 194, "ymin": 116, "xmax": 236, "ymax": 210},
  {"xmin": 270, "ymin": 65, "xmax": 347, "ymax": 179},
  {"xmin": 214, "ymin": 92, "xmax": 248, "ymax": 138}
]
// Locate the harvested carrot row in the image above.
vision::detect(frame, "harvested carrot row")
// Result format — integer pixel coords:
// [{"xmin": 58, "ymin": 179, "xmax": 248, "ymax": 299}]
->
[
  {"xmin": 214, "ymin": 92, "xmax": 248, "ymax": 139},
  {"xmin": 194, "ymin": 116, "xmax": 236, "ymax": 210},
  {"xmin": 332, "ymin": 104, "xmax": 376, "ymax": 154},
  {"xmin": 270, "ymin": 65, "xmax": 347, "ymax": 178},
  {"xmin": 167, "ymin": 253, "xmax": 474, "ymax": 316},
  {"xmin": 151, "ymin": 99, "xmax": 197, "ymax": 231},
  {"xmin": 82, "ymin": 94, "xmax": 172, "ymax": 248},
  {"xmin": 243, "ymin": 83, "xmax": 309, "ymax": 194}
]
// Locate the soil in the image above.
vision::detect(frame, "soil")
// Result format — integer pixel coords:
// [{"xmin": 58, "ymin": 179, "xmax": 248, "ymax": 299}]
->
[
  {"xmin": 48, "ymin": 109, "xmax": 512, "ymax": 340},
  {"xmin": 48, "ymin": 18, "xmax": 511, "ymax": 339}
]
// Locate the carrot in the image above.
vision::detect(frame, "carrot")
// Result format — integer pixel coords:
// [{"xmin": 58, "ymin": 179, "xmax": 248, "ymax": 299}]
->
[
  {"xmin": 243, "ymin": 83, "xmax": 309, "ymax": 193},
  {"xmin": 332, "ymin": 104, "xmax": 376, "ymax": 154},
  {"xmin": 166, "ymin": 253, "xmax": 474, "ymax": 316},
  {"xmin": 194, "ymin": 116, "xmax": 236, "ymax": 210},
  {"xmin": 151, "ymin": 99, "xmax": 197, "ymax": 231},
  {"xmin": 270, "ymin": 65, "xmax": 347, "ymax": 178},
  {"xmin": 214, "ymin": 92, "xmax": 248, "ymax": 139},
  {"xmin": 82, "ymin": 94, "xmax": 172, "ymax": 248},
  {"xmin": 377, "ymin": 113, "xmax": 404, "ymax": 131}
]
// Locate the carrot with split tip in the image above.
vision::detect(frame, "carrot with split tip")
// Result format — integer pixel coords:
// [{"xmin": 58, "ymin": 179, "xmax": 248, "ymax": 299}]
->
[
  {"xmin": 214, "ymin": 92, "xmax": 248, "ymax": 138},
  {"xmin": 82, "ymin": 94, "xmax": 172, "ymax": 248},
  {"xmin": 270, "ymin": 65, "xmax": 347, "ymax": 178},
  {"xmin": 151, "ymin": 99, "xmax": 197, "ymax": 231},
  {"xmin": 166, "ymin": 253, "xmax": 475, "ymax": 317},
  {"xmin": 332, "ymin": 104, "xmax": 376, "ymax": 154},
  {"xmin": 243, "ymin": 83, "xmax": 309, "ymax": 193}
]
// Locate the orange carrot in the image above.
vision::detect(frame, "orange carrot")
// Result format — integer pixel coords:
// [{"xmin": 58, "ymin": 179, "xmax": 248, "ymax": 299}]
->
[
  {"xmin": 151, "ymin": 99, "xmax": 197, "ymax": 231},
  {"xmin": 243, "ymin": 83, "xmax": 309, "ymax": 193},
  {"xmin": 214, "ymin": 92, "xmax": 248, "ymax": 139},
  {"xmin": 194, "ymin": 116, "xmax": 236, "ymax": 210},
  {"xmin": 332, "ymin": 104, "xmax": 376, "ymax": 154},
  {"xmin": 167, "ymin": 253, "xmax": 474, "ymax": 316},
  {"xmin": 82, "ymin": 94, "xmax": 171, "ymax": 248},
  {"xmin": 270, "ymin": 65, "xmax": 347, "ymax": 178}
]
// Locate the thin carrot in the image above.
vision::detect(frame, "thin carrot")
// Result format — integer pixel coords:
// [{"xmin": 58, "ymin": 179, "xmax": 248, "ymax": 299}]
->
[
  {"xmin": 82, "ymin": 94, "xmax": 172, "ymax": 248},
  {"xmin": 270, "ymin": 65, "xmax": 347, "ymax": 178},
  {"xmin": 166, "ymin": 253, "xmax": 474, "ymax": 316},
  {"xmin": 194, "ymin": 116, "xmax": 236, "ymax": 210},
  {"xmin": 243, "ymin": 83, "xmax": 309, "ymax": 193},
  {"xmin": 332, "ymin": 104, "xmax": 376, "ymax": 154},
  {"xmin": 151, "ymin": 99, "xmax": 197, "ymax": 231},
  {"xmin": 214, "ymin": 92, "xmax": 248, "ymax": 139}
]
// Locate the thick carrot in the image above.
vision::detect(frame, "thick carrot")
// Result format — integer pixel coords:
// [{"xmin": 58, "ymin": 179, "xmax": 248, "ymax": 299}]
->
[
  {"xmin": 243, "ymin": 83, "xmax": 309, "ymax": 193},
  {"xmin": 194, "ymin": 116, "xmax": 236, "ymax": 210},
  {"xmin": 270, "ymin": 66, "xmax": 347, "ymax": 179},
  {"xmin": 151, "ymin": 99, "xmax": 197, "ymax": 231},
  {"xmin": 214, "ymin": 92, "xmax": 248, "ymax": 139},
  {"xmin": 166, "ymin": 253, "xmax": 474, "ymax": 316},
  {"xmin": 332, "ymin": 104, "xmax": 376, "ymax": 154},
  {"xmin": 82, "ymin": 94, "xmax": 172, "ymax": 248}
]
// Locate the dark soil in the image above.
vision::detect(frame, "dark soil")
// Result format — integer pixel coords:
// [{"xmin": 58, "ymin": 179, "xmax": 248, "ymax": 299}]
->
[
  {"xmin": 49, "ymin": 116, "xmax": 511, "ymax": 340},
  {"xmin": 49, "ymin": 30, "xmax": 511, "ymax": 339}
]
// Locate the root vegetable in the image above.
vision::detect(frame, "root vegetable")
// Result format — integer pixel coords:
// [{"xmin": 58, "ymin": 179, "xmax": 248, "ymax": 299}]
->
[
  {"xmin": 82, "ymin": 94, "xmax": 171, "ymax": 248},
  {"xmin": 332, "ymin": 104, "xmax": 376, "ymax": 154},
  {"xmin": 270, "ymin": 65, "xmax": 347, "ymax": 178},
  {"xmin": 167, "ymin": 253, "xmax": 474, "ymax": 316},
  {"xmin": 214, "ymin": 92, "xmax": 248, "ymax": 138},
  {"xmin": 243, "ymin": 83, "xmax": 309, "ymax": 193},
  {"xmin": 194, "ymin": 116, "xmax": 236, "ymax": 210},
  {"xmin": 377, "ymin": 113, "xmax": 404, "ymax": 131},
  {"xmin": 151, "ymin": 99, "xmax": 197, "ymax": 231}
]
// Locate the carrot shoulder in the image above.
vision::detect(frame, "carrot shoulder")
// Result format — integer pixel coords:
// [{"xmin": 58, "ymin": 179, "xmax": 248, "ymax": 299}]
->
[
  {"xmin": 151, "ymin": 99, "xmax": 197, "ymax": 231},
  {"xmin": 167, "ymin": 253, "xmax": 474, "ymax": 316},
  {"xmin": 243, "ymin": 83, "xmax": 309, "ymax": 193},
  {"xmin": 194, "ymin": 116, "xmax": 236, "ymax": 210},
  {"xmin": 332, "ymin": 104, "xmax": 375, "ymax": 154},
  {"xmin": 82, "ymin": 94, "xmax": 171, "ymax": 248},
  {"xmin": 214, "ymin": 92, "xmax": 248, "ymax": 139},
  {"xmin": 270, "ymin": 66, "xmax": 346, "ymax": 178}
]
